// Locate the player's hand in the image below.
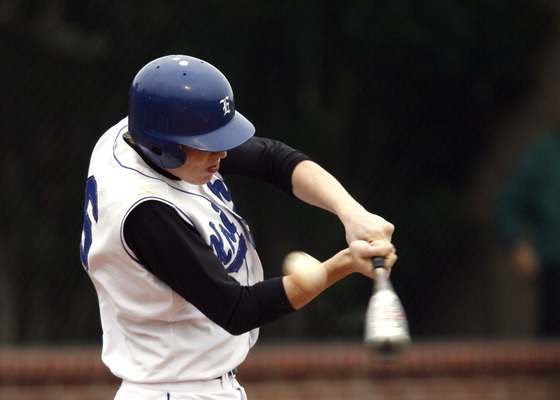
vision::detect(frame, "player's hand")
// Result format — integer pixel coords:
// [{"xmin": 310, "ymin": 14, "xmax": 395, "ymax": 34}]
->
[
  {"xmin": 281, "ymin": 240, "xmax": 396, "ymax": 310},
  {"xmin": 349, "ymin": 240, "xmax": 397, "ymax": 278},
  {"xmin": 341, "ymin": 207, "xmax": 394, "ymax": 245}
]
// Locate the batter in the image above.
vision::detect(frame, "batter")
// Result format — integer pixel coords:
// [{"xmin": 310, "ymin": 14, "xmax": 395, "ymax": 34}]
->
[{"xmin": 79, "ymin": 55, "xmax": 397, "ymax": 399}]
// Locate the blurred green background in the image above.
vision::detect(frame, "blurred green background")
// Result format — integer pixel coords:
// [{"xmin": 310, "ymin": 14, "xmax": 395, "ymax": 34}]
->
[{"xmin": 1, "ymin": 0, "xmax": 559, "ymax": 344}]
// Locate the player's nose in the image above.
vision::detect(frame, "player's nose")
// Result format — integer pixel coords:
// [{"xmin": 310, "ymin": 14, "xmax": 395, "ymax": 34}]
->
[{"xmin": 212, "ymin": 150, "xmax": 227, "ymax": 159}]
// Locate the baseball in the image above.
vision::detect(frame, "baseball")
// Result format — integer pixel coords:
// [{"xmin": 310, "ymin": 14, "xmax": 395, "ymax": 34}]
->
[{"xmin": 282, "ymin": 251, "xmax": 326, "ymax": 292}]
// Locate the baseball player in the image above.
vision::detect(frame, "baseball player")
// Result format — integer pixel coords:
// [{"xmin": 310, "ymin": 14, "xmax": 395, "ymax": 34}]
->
[{"xmin": 79, "ymin": 55, "xmax": 396, "ymax": 400}]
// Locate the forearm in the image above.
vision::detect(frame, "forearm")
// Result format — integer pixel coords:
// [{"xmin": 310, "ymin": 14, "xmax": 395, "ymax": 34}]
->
[
  {"xmin": 291, "ymin": 160, "xmax": 394, "ymax": 243},
  {"xmin": 291, "ymin": 160, "xmax": 361, "ymax": 215}
]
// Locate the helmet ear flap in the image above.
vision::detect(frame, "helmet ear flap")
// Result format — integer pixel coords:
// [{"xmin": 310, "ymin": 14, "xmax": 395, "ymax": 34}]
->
[{"xmin": 138, "ymin": 137, "xmax": 186, "ymax": 169}]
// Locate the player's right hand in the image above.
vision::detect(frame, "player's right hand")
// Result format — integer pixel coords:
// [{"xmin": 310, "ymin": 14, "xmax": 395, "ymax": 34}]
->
[{"xmin": 348, "ymin": 240, "xmax": 397, "ymax": 278}]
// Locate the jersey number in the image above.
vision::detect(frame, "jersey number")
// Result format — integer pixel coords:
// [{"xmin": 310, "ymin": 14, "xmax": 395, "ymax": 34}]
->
[{"xmin": 79, "ymin": 176, "xmax": 98, "ymax": 270}]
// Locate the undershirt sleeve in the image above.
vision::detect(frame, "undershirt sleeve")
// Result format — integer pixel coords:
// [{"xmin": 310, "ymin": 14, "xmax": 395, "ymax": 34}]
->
[
  {"xmin": 220, "ymin": 136, "xmax": 310, "ymax": 194},
  {"xmin": 123, "ymin": 200, "xmax": 296, "ymax": 335}
]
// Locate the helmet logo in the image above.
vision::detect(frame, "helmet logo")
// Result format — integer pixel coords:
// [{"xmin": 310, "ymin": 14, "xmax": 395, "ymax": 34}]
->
[{"xmin": 220, "ymin": 96, "xmax": 231, "ymax": 116}]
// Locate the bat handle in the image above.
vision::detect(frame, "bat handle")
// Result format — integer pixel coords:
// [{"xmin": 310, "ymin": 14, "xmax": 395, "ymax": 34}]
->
[
  {"xmin": 371, "ymin": 256, "xmax": 389, "ymax": 284},
  {"xmin": 372, "ymin": 256, "xmax": 386, "ymax": 269}
]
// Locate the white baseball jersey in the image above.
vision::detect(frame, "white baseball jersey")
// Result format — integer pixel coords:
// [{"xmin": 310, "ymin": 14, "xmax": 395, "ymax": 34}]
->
[{"xmin": 80, "ymin": 117, "xmax": 263, "ymax": 383}]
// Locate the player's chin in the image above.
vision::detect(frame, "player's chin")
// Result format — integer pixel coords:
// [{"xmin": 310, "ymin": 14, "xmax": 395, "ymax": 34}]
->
[
  {"xmin": 200, "ymin": 177, "xmax": 214, "ymax": 185},
  {"xmin": 185, "ymin": 175, "xmax": 212, "ymax": 185}
]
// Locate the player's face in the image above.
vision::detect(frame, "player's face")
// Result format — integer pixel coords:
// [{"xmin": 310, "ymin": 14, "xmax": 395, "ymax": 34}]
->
[{"xmin": 165, "ymin": 146, "xmax": 228, "ymax": 184}]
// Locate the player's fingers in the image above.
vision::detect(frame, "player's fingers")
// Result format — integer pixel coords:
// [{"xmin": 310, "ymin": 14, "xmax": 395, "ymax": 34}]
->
[
  {"xmin": 367, "ymin": 218, "xmax": 394, "ymax": 243},
  {"xmin": 344, "ymin": 213, "xmax": 394, "ymax": 245},
  {"xmin": 349, "ymin": 240, "xmax": 394, "ymax": 259},
  {"xmin": 348, "ymin": 240, "xmax": 396, "ymax": 277},
  {"xmin": 378, "ymin": 220, "xmax": 395, "ymax": 242},
  {"xmin": 383, "ymin": 252, "xmax": 398, "ymax": 272},
  {"xmin": 371, "ymin": 243, "xmax": 397, "ymax": 275}
]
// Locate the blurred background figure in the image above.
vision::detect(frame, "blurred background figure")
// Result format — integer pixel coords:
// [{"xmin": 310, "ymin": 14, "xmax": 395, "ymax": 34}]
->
[{"xmin": 495, "ymin": 129, "xmax": 560, "ymax": 338}]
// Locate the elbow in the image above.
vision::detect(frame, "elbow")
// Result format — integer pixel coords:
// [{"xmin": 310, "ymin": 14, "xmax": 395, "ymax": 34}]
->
[
  {"xmin": 218, "ymin": 312, "xmax": 256, "ymax": 336},
  {"xmin": 224, "ymin": 326, "xmax": 250, "ymax": 336},
  {"xmin": 221, "ymin": 318, "xmax": 256, "ymax": 335}
]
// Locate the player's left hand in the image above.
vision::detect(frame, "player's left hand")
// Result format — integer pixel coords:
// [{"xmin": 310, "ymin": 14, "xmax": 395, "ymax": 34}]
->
[{"xmin": 341, "ymin": 207, "xmax": 394, "ymax": 246}]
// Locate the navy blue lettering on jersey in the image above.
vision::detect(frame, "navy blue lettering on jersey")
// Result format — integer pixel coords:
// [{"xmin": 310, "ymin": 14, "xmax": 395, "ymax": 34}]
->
[
  {"xmin": 80, "ymin": 176, "xmax": 99, "ymax": 270},
  {"xmin": 207, "ymin": 179, "xmax": 232, "ymax": 203},
  {"xmin": 208, "ymin": 177, "xmax": 256, "ymax": 249},
  {"xmin": 208, "ymin": 202, "xmax": 247, "ymax": 273}
]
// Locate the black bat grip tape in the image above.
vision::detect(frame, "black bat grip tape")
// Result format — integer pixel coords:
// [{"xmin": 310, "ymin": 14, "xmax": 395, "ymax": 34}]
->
[{"xmin": 372, "ymin": 256, "xmax": 386, "ymax": 269}]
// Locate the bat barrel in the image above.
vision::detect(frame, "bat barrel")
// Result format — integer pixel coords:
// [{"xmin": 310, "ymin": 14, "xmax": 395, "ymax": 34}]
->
[{"xmin": 364, "ymin": 257, "xmax": 411, "ymax": 361}]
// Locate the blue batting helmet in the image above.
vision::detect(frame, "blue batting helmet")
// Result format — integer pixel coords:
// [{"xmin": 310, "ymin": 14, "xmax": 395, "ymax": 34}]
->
[{"xmin": 128, "ymin": 55, "xmax": 255, "ymax": 168}]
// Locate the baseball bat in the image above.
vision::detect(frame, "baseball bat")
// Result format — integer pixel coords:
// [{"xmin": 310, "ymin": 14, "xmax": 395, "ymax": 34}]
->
[{"xmin": 363, "ymin": 256, "xmax": 410, "ymax": 360}]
